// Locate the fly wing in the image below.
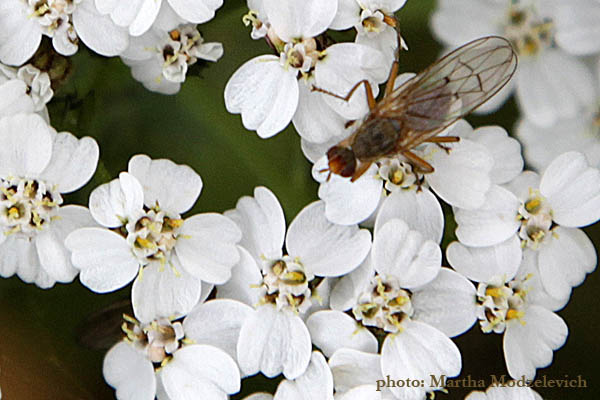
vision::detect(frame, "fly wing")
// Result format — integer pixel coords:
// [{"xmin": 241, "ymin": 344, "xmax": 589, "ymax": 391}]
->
[{"xmin": 381, "ymin": 36, "xmax": 517, "ymax": 149}]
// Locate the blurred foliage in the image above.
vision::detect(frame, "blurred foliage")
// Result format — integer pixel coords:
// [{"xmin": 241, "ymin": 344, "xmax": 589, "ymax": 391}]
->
[{"xmin": 0, "ymin": 0, "xmax": 598, "ymax": 399}]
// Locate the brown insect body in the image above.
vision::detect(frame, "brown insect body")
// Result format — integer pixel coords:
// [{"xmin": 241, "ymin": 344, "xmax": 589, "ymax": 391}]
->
[{"xmin": 321, "ymin": 36, "xmax": 518, "ymax": 182}]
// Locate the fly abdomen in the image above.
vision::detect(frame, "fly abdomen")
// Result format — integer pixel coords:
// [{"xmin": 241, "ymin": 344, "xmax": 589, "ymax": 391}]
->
[{"xmin": 352, "ymin": 118, "xmax": 401, "ymax": 160}]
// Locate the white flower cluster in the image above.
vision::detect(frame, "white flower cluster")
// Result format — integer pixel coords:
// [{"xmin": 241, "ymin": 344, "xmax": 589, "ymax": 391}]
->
[
  {"xmin": 432, "ymin": 0, "xmax": 600, "ymax": 172},
  {"xmin": 0, "ymin": 0, "xmax": 225, "ymax": 94},
  {"xmin": 0, "ymin": 0, "xmax": 598, "ymax": 399}
]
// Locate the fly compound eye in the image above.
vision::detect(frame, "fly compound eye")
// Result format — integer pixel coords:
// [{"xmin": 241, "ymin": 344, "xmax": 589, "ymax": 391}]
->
[{"xmin": 327, "ymin": 146, "xmax": 357, "ymax": 178}]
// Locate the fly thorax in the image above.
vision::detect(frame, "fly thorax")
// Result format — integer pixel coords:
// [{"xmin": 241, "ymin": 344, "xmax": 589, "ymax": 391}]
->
[
  {"xmin": 353, "ymin": 118, "xmax": 400, "ymax": 160},
  {"xmin": 352, "ymin": 275, "xmax": 414, "ymax": 335},
  {"xmin": 0, "ymin": 177, "xmax": 62, "ymax": 237},
  {"xmin": 503, "ymin": 0, "xmax": 553, "ymax": 57},
  {"xmin": 121, "ymin": 315, "xmax": 187, "ymax": 367},
  {"xmin": 517, "ymin": 188, "xmax": 554, "ymax": 249},
  {"xmin": 258, "ymin": 255, "xmax": 316, "ymax": 314},
  {"xmin": 476, "ymin": 275, "xmax": 530, "ymax": 334}
]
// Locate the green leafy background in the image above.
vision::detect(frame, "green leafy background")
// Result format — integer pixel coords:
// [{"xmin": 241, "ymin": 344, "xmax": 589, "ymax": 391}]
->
[{"xmin": 0, "ymin": 1, "xmax": 598, "ymax": 399}]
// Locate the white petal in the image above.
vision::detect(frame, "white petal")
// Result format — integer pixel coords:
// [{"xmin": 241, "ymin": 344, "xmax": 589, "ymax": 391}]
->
[
  {"xmin": 39, "ymin": 133, "xmax": 99, "ymax": 193},
  {"xmin": 517, "ymin": 251, "xmax": 570, "ymax": 312},
  {"xmin": 554, "ymin": 0, "xmax": 600, "ymax": 55},
  {"xmin": 328, "ymin": 349, "xmax": 382, "ymax": 392},
  {"xmin": 503, "ymin": 305, "xmax": 568, "ymax": 380},
  {"xmin": 355, "ymin": 25, "xmax": 398, "ymax": 76},
  {"xmin": 264, "ymin": 0, "xmax": 337, "ymax": 42},
  {"xmin": 446, "ymin": 236, "xmax": 522, "ymax": 283},
  {"xmin": 14, "ymin": 236, "xmax": 41, "ymax": 284},
  {"xmin": 286, "ymin": 201, "xmax": 371, "ymax": 277},
  {"xmin": 537, "ymin": 227, "xmax": 596, "ymax": 301},
  {"xmin": 0, "ymin": 236, "xmax": 17, "ymax": 279},
  {"xmin": 315, "ymin": 43, "xmax": 387, "ymax": 120},
  {"xmin": 167, "ymin": 0, "xmax": 223, "ymax": 24},
  {"xmin": 465, "ymin": 125, "xmax": 523, "ymax": 185},
  {"xmin": 224, "ymin": 55, "xmax": 299, "ymax": 138},
  {"xmin": 237, "ymin": 305, "xmax": 312, "ymax": 379},
  {"xmin": 411, "ymin": 268, "xmax": 477, "ymax": 338},
  {"xmin": 215, "ymin": 246, "xmax": 263, "ymax": 306},
  {"xmin": 373, "ymin": 218, "xmax": 441, "ymax": 288},
  {"xmin": 89, "ymin": 172, "xmax": 145, "ymax": 228},
  {"xmin": 308, "ymin": 310, "xmax": 378, "ymax": 357},
  {"xmin": 381, "ymin": 321, "xmax": 461, "ymax": 399},
  {"xmin": 0, "ymin": 113, "xmax": 52, "ymax": 178},
  {"xmin": 293, "ymin": 81, "xmax": 349, "ymax": 144},
  {"xmin": 516, "ymin": 51, "xmax": 595, "ymax": 127},
  {"xmin": 336, "ymin": 385, "xmax": 382, "ymax": 400},
  {"xmin": 244, "ymin": 395, "xmax": 273, "ymax": 400},
  {"xmin": 103, "ymin": 341, "xmax": 156, "ymax": 400},
  {"xmin": 183, "ymin": 299, "xmax": 254, "ymax": 363},
  {"xmin": 161, "ymin": 345, "xmax": 240, "ymax": 399},
  {"xmin": 73, "ymin": 0, "xmax": 129, "ymax": 57},
  {"xmin": 540, "ymin": 151, "xmax": 600, "ymax": 227},
  {"xmin": 454, "ymin": 185, "xmax": 521, "ymax": 247},
  {"xmin": 274, "ymin": 351, "xmax": 333, "ymax": 400},
  {"xmin": 375, "ymin": 188, "xmax": 444, "ymax": 244},
  {"xmin": 176, "ymin": 213, "xmax": 241, "ymax": 284},
  {"xmin": 66, "ymin": 227, "xmax": 139, "ymax": 293},
  {"xmin": 0, "ymin": 0, "xmax": 41, "ymax": 66},
  {"xmin": 132, "ymin": 261, "xmax": 201, "ymax": 323},
  {"xmin": 504, "ymin": 171, "xmax": 541, "ymax": 203},
  {"xmin": 329, "ymin": 257, "xmax": 374, "ymax": 311},
  {"xmin": 128, "ymin": 154, "xmax": 202, "ymax": 214},
  {"xmin": 314, "ymin": 158, "xmax": 382, "ymax": 225},
  {"xmin": 430, "ymin": 2, "xmax": 503, "ymax": 46},
  {"xmin": 426, "ymin": 139, "xmax": 493, "ymax": 210},
  {"xmin": 35, "ymin": 205, "xmax": 96, "ymax": 283},
  {"xmin": 0, "ymin": 80, "xmax": 35, "ymax": 117},
  {"xmin": 330, "ymin": 0, "xmax": 360, "ymax": 30},
  {"xmin": 224, "ymin": 186, "xmax": 285, "ymax": 261}
]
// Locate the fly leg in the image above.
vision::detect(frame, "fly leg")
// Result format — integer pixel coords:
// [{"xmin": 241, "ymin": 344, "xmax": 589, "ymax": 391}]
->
[
  {"xmin": 311, "ymin": 79, "xmax": 377, "ymax": 110},
  {"xmin": 401, "ymin": 150, "xmax": 434, "ymax": 173},
  {"xmin": 383, "ymin": 21, "xmax": 405, "ymax": 97},
  {"xmin": 424, "ymin": 136, "xmax": 460, "ymax": 154}
]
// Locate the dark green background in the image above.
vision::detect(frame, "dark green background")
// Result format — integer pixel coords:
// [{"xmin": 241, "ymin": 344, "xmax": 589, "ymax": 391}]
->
[{"xmin": 0, "ymin": 1, "xmax": 597, "ymax": 399}]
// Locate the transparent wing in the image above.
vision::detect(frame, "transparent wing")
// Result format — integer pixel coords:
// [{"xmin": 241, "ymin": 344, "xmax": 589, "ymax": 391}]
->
[{"xmin": 381, "ymin": 36, "xmax": 517, "ymax": 149}]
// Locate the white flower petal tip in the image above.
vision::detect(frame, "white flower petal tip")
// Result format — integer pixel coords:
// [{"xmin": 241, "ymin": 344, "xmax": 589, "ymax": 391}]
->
[
  {"xmin": 128, "ymin": 154, "xmax": 203, "ymax": 214},
  {"xmin": 224, "ymin": 55, "xmax": 299, "ymax": 138},
  {"xmin": 373, "ymin": 218, "xmax": 441, "ymax": 288}
]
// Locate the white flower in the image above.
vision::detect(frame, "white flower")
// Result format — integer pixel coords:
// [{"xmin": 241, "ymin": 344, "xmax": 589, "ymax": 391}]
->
[
  {"xmin": 330, "ymin": 0, "xmax": 408, "ymax": 69},
  {"xmin": 121, "ymin": 24, "xmax": 223, "ymax": 95},
  {"xmin": 65, "ymin": 154, "xmax": 241, "ymax": 323},
  {"xmin": 308, "ymin": 218, "xmax": 477, "ymax": 399},
  {"xmin": 225, "ymin": 0, "xmax": 389, "ymax": 139},
  {"xmin": 448, "ymin": 244, "xmax": 568, "ymax": 381},
  {"xmin": 465, "ymin": 384, "xmax": 542, "ymax": 400},
  {"xmin": 312, "ymin": 116, "xmax": 495, "ymax": 226},
  {"xmin": 0, "ymin": 113, "xmax": 99, "ymax": 288},
  {"xmin": 431, "ymin": 0, "xmax": 599, "ymax": 126},
  {"xmin": 242, "ymin": 351, "xmax": 334, "ymax": 400},
  {"xmin": 0, "ymin": 63, "xmax": 53, "ymax": 113},
  {"xmin": 217, "ymin": 186, "xmax": 371, "ymax": 379},
  {"xmin": 454, "ymin": 152, "xmax": 599, "ymax": 301},
  {"xmin": 103, "ymin": 313, "xmax": 241, "ymax": 400},
  {"xmin": 0, "ymin": 0, "xmax": 129, "ymax": 66}
]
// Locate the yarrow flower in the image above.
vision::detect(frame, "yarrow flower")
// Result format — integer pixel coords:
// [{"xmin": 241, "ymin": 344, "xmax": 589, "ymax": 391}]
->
[
  {"xmin": 452, "ymin": 151, "xmax": 599, "ymax": 302},
  {"xmin": 0, "ymin": 0, "xmax": 129, "ymax": 66},
  {"xmin": 217, "ymin": 186, "xmax": 371, "ymax": 379},
  {"xmin": 0, "ymin": 63, "xmax": 53, "ymax": 114},
  {"xmin": 65, "ymin": 154, "xmax": 242, "ymax": 322},
  {"xmin": 0, "ymin": 113, "xmax": 99, "ymax": 288},
  {"xmin": 103, "ymin": 310, "xmax": 241, "ymax": 400},
  {"xmin": 121, "ymin": 23, "xmax": 224, "ymax": 95},
  {"xmin": 308, "ymin": 216, "xmax": 477, "ymax": 399},
  {"xmin": 225, "ymin": 0, "xmax": 388, "ymax": 140}
]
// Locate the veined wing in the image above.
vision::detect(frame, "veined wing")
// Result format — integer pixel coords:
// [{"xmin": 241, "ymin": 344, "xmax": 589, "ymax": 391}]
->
[{"xmin": 380, "ymin": 36, "xmax": 517, "ymax": 149}]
